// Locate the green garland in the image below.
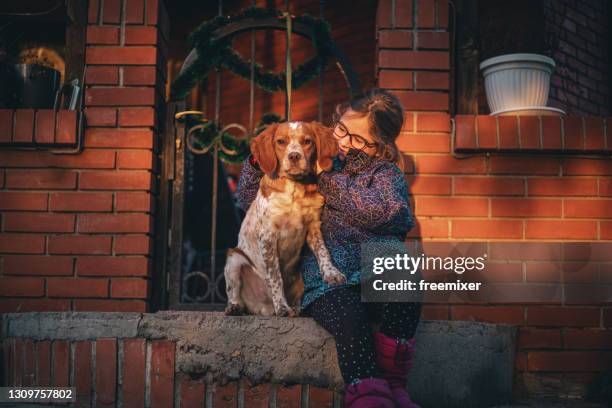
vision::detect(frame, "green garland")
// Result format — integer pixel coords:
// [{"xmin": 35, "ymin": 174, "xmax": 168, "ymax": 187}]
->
[{"xmin": 171, "ymin": 6, "xmax": 335, "ymax": 100}]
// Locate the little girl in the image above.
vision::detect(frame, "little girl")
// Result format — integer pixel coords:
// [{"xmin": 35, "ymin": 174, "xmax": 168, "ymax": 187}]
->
[{"xmin": 237, "ymin": 88, "xmax": 422, "ymax": 408}]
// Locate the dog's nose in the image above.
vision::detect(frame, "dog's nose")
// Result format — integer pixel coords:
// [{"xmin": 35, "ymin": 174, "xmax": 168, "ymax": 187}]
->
[{"xmin": 288, "ymin": 152, "xmax": 301, "ymax": 163}]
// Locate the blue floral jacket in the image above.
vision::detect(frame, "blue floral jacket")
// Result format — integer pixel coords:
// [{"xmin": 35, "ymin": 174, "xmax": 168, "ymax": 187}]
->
[{"xmin": 236, "ymin": 148, "xmax": 415, "ymax": 310}]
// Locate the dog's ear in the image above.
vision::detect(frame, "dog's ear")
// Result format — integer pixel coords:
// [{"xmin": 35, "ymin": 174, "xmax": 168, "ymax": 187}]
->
[
  {"xmin": 310, "ymin": 121, "xmax": 338, "ymax": 172},
  {"xmin": 251, "ymin": 123, "xmax": 279, "ymax": 176}
]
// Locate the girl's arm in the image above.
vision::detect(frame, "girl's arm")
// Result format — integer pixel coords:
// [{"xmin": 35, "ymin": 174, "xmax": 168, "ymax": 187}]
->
[
  {"xmin": 236, "ymin": 155, "xmax": 264, "ymax": 212},
  {"xmin": 318, "ymin": 164, "xmax": 415, "ymax": 235}
]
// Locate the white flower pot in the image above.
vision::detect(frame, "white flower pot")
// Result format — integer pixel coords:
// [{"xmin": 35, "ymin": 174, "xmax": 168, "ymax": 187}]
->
[{"xmin": 479, "ymin": 53, "xmax": 557, "ymax": 115}]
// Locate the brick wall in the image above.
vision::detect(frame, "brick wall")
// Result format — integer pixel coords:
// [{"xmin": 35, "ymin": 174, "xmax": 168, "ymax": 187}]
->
[
  {"xmin": 377, "ymin": 0, "xmax": 612, "ymax": 400},
  {"xmin": 544, "ymin": 0, "xmax": 610, "ymax": 116},
  {"xmin": 0, "ymin": 0, "xmax": 168, "ymax": 313}
]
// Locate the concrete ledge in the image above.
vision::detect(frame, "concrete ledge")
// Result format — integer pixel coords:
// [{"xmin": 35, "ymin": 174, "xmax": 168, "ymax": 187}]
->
[{"xmin": 2, "ymin": 311, "xmax": 518, "ymax": 408}]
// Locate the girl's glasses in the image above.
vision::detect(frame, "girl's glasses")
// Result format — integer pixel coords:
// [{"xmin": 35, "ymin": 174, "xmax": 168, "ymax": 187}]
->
[{"xmin": 332, "ymin": 121, "xmax": 378, "ymax": 150}]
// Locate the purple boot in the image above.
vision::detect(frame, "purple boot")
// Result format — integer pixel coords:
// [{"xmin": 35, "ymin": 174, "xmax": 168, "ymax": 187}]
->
[
  {"xmin": 343, "ymin": 377, "xmax": 396, "ymax": 408},
  {"xmin": 373, "ymin": 331, "xmax": 421, "ymax": 408}
]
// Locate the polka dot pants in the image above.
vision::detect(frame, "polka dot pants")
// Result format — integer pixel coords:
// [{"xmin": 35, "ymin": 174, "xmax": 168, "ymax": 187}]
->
[{"xmin": 302, "ymin": 285, "xmax": 422, "ymax": 386}]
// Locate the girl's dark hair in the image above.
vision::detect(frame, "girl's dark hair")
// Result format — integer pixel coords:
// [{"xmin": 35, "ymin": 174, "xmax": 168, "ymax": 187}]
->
[{"xmin": 332, "ymin": 88, "xmax": 405, "ymax": 170}]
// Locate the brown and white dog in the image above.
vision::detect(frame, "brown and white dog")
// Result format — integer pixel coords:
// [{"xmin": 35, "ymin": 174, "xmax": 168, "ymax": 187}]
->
[{"xmin": 224, "ymin": 121, "xmax": 347, "ymax": 317}]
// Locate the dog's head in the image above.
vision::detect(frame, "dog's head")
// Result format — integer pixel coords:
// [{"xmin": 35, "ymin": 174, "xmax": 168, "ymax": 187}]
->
[{"xmin": 250, "ymin": 121, "xmax": 338, "ymax": 180}]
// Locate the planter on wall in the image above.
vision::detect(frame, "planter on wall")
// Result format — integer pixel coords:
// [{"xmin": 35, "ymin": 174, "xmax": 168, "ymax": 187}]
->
[{"xmin": 479, "ymin": 53, "xmax": 565, "ymax": 116}]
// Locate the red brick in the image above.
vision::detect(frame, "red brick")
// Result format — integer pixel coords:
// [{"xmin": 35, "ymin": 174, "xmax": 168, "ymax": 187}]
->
[
  {"xmin": 0, "ymin": 299, "xmax": 70, "ymax": 313},
  {"xmin": 86, "ymin": 47, "xmax": 156, "ymax": 65},
  {"xmin": 52, "ymin": 340, "xmax": 69, "ymax": 387},
  {"xmin": 527, "ymin": 177, "xmax": 597, "ymax": 196},
  {"xmin": 417, "ymin": 0, "xmax": 435, "ymax": 28},
  {"xmin": 0, "ymin": 233, "xmax": 45, "ymax": 254},
  {"xmin": 276, "ymin": 384, "xmax": 301, "ymax": 407},
  {"xmin": 37, "ymin": 341, "xmax": 51, "ymax": 386},
  {"xmin": 3, "ymin": 255, "xmax": 73, "ymax": 276},
  {"xmin": 564, "ymin": 329, "xmax": 612, "ymax": 349},
  {"xmin": 416, "ymin": 197, "xmax": 488, "ymax": 216},
  {"xmin": 88, "ymin": 0, "xmax": 99, "ymax": 23},
  {"xmin": 396, "ymin": 90, "xmax": 448, "ymax": 111},
  {"xmin": 50, "ymin": 192, "xmax": 113, "ymax": 212},
  {"xmin": 417, "ymin": 32, "xmax": 449, "ymax": 49},
  {"xmin": 115, "ymin": 235, "xmax": 152, "ymax": 255},
  {"xmin": 0, "ymin": 148, "xmax": 113, "ymax": 169},
  {"xmin": 563, "ymin": 116, "xmax": 584, "ymax": 150},
  {"xmin": 562, "ymin": 158, "xmax": 612, "ymax": 176},
  {"xmin": 84, "ymin": 128, "xmax": 154, "ymax": 148},
  {"xmin": 125, "ymin": 26, "xmax": 158, "ymax": 45},
  {"xmin": 528, "ymin": 351, "xmax": 612, "ymax": 372},
  {"xmin": 498, "ymin": 116, "xmax": 519, "ymax": 149},
  {"xmin": 518, "ymin": 328, "xmax": 562, "ymax": 349},
  {"xmin": 85, "ymin": 87, "xmax": 155, "ymax": 106},
  {"xmin": 23, "ymin": 339, "xmax": 35, "ymax": 386},
  {"xmin": 123, "ymin": 66, "xmax": 157, "ymax": 85},
  {"xmin": 455, "ymin": 176, "xmax": 524, "ymax": 196},
  {"xmin": 85, "ymin": 108, "xmax": 117, "ymax": 126},
  {"xmin": 452, "ymin": 306, "xmax": 524, "ymax": 325},
  {"xmin": 395, "ymin": 0, "xmax": 413, "ymax": 28},
  {"xmin": 14, "ymin": 109, "xmax": 34, "ymax": 143},
  {"xmin": 86, "ymin": 67, "xmax": 119, "ymax": 85},
  {"xmin": 379, "ymin": 50, "xmax": 449, "ymax": 69},
  {"xmin": 600, "ymin": 178, "xmax": 612, "ymax": 196},
  {"xmin": 416, "ymin": 155, "xmax": 486, "ymax": 174},
  {"xmin": 527, "ymin": 306, "xmax": 600, "ymax": 327},
  {"xmin": 415, "ymin": 71, "xmax": 449, "ymax": 90},
  {"xmin": 491, "ymin": 198, "xmax": 562, "ymax": 217},
  {"xmin": 0, "ymin": 109, "xmax": 13, "ymax": 142},
  {"xmin": 477, "ymin": 115, "xmax": 497, "ymax": 149},
  {"xmin": 86, "ymin": 26, "xmax": 120, "ymax": 44},
  {"xmin": 48, "ymin": 278, "xmax": 109, "ymax": 298},
  {"xmin": 55, "ymin": 110, "xmax": 77, "ymax": 144},
  {"xmin": 438, "ymin": 0, "xmax": 449, "ymax": 28},
  {"xmin": 146, "ymin": 0, "xmax": 159, "ymax": 25},
  {"xmin": 244, "ymin": 380, "xmax": 270, "ymax": 408},
  {"xmin": 102, "ymin": 0, "xmax": 121, "ymax": 24},
  {"xmin": 378, "ymin": 70, "xmax": 413, "ymax": 89},
  {"xmin": 78, "ymin": 213, "xmax": 151, "ymax": 233},
  {"xmin": 564, "ymin": 199, "xmax": 612, "ymax": 218},
  {"xmin": 122, "ymin": 338, "xmax": 146, "ymax": 407},
  {"xmin": 379, "ymin": 30, "xmax": 412, "ymax": 48},
  {"xmin": 126, "ymin": 0, "xmax": 145, "ymax": 24},
  {"xmin": 180, "ymin": 377, "xmax": 205, "ymax": 408},
  {"xmin": 118, "ymin": 107, "xmax": 155, "ymax": 126},
  {"xmin": 96, "ymin": 339, "xmax": 117, "ymax": 408},
  {"xmin": 6, "ymin": 169, "xmax": 77, "ymax": 189},
  {"xmin": 77, "ymin": 256, "xmax": 150, "ymax": 277},
  {"xmin": 111, "ymin": 278, "xmax": 149, "ymax": 298},
  {"xmin": 116, "ymin": 191, "xmax": 153, "ymax": 212},
  {"xmin": 397, "ymin": 133, "xmax": 449, "ymax": 153},
  {"xmin": 74, "ymin": 341, "xmax": 92, "ymax": 406},
  {"xmin": 14, "ymin": 339, "xmax": 24, "ymax": 386},
  {"xmin": 34, "ymin": 110, "xmax": 55, "ymax": 144},
  {"xmin": 4, "ymin": 213, "xmax": 75, "ymax": 233},
  {"xmin": 49, "ymin": 235, "xmax": 112, "ymax": 255},
  {"xmin": 377, "ymin": 0, "xmax": 392, "ymax": 28},
  {"xmin": 406, "ymin": 218, "xmax": 449, "ymax": 238},
  {"xmin": 525, "ymin": 220, "xmax": 597, "ymax": 239},
  {"xmin": 488, "ymin": 157, "xmax": 559, "ymax": 175},
  {"xmin": 416, "ymin": 113, "xmax": 450, "ymax": 132},
  {"xmin": 150, "ymin": 340, "xmax": 175, "ymax": 408},
  {"xmin": 406, "ymin": 175, "xmax": 451, "ymax": 195},
  {"xmin": 212, "ymin": 382, "xmax": 237, "ymax": 407},
  {"xmin": 454, "ymin": 115, "xmax": 476, "ymax": 149},
  {"xmin": 0, "ymin": 191, "xmax": 48, "ymax": 211},
  {"xmin": 117, "ymin": 150, "xmax": 154, "ymax": 170},
  {"xmin": 519, "ymin": 116, "xmax": 540, "ymax": 149},
  {"xmin": 74, "ymin": 299, "xmax": 147, "ymax": 312},
  {"xmin": 603, "ymin": 309, "xmax": 612, "ymax": 327},
  {"xmin": 452, "ymin": 220, "xmax": 523, "ymax": 239},
  {"xmin": 541, "ymin": 116, "xmax": 562, "ymax": 149},
  {"xmin": 79, "ymin": 170, "xmax": 152, "ymax": 190}
]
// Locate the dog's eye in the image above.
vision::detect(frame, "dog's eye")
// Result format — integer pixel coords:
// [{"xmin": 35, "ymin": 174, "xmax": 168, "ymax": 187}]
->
[
  {"xmin": 276, "ymin": 139, "xmax": 286, "ymax": 145},
  {"xmin": 302, "ymin": 139, "xmax": 312, "ymax": 145}
]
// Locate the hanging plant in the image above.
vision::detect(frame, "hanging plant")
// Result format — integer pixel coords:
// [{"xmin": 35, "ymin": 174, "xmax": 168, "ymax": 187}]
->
[{"xmin": 170, "ymin": 6, "xmax": 335, "ymax": 100}]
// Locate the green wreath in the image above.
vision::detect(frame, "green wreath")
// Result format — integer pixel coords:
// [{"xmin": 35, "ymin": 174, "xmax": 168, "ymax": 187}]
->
[{"xmin": 171, "ymin": 6, "xmax": 335, "ymax": 100}]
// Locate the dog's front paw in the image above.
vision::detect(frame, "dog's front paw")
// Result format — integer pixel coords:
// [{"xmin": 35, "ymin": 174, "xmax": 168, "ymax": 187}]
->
[
  {"xmin": 322, "ymin": 267, "xmax": 347, "ymax": 285},
  {"xmin": 225, "ymin": 303, "xmax": 246, "ymax": 316},
  {"xmin": 275, "ymin": 304, "xmax": 297, "ymax": 317}
]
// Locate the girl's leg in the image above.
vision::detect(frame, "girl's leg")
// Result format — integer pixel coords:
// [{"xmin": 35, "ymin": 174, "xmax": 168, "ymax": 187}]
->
[
  {"xmin": 302, "ymin": 285, "xmax": 379, "ymax": 385},
  {"xmin": 379, "ymin": 301, "xmax": 422, "ymax": 340}
]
